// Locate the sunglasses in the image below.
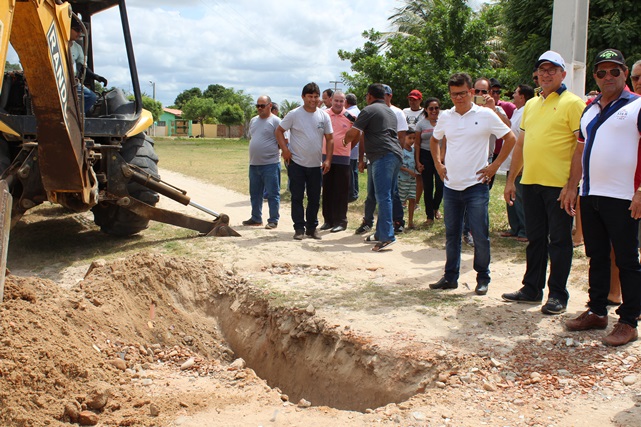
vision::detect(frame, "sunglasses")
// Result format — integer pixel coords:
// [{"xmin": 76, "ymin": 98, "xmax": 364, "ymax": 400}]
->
[
  {"xmin": 595, "ymin": 68, "xmax": 622, "ymax": 79},
  {"xmin": 491, "ymin": 89, "xmax": 501, "ymax": 95},
  {"xmin": 474, "ymin": 89, "xmax": 488, "ymax": 94},
  {"xmin": 632, "ymin": 75, "xmax": 641, "ymax": 83},
  {"xmin": 427, "ymin": 106, "xmax": 440, "ymax": 111},
  {"xmin": 255, "ymin": 104, "xmax": 268, "ymax": 108}
]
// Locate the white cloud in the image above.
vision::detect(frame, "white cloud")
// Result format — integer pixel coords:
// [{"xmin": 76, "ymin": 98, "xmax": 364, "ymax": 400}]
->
[{"xmin": 89, "ymin": 0, "xmax": 396, "ymax": 106}]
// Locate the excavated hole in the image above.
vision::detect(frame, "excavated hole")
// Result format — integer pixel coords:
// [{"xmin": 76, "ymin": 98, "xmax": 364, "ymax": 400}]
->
[
  {"xmin": 80, "ymin": 254, "xmax": 439, "ymax": 413},
  {"xmin": 176, "ymin": 281, "xmax": 438, "ymax": 412}
]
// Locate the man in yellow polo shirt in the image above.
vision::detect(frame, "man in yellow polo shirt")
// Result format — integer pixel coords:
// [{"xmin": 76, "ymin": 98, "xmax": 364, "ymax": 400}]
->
[{"xmin": 502, "ymin": 51, "xmax": 585, "ymax": 315}]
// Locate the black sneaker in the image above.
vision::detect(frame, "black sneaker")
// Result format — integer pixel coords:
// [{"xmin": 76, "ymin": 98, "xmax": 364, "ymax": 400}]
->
[
  {"xmin": 475, "ymin": 281, "xmax": 489, "ymax": 295},
  {"xmin": 242, "ymin": 218, "xmax": 263, "ymax": 226},
  {"xmin": 355, "ymin": 223, "xmax": 372, "ymax": 235},
  {"xmin": 541, "ymin": 298, "xmax": 566, "ymax": 315},
  {"xmin": 293, "ymin": 230, "xmax": 305, "ymax": 240},
  {"xmin": 501, "ymin": 290, "xmax": 542, "ymax": 304},
  {"xmin": 306, "ymin": 229, "xmax": 322, "ymax": 240},
  {"xmin": 319, "ymin": 223, "xmax": 333, "ymax": 231},
  {"xmin": 394, "ymin": 222, "xmax": 404, "ymax": 233},
  {"xmin": 265, "ymin": 222, "xmax": 278, "ymax": 229},
  {"xmin": 429, "ymin": 277, "xmax": 458, "ymax": 290}
]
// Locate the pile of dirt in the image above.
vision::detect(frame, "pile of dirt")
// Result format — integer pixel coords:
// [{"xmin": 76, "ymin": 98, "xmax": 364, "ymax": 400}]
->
[{"xmin": 0, "ymin": 254, "xmax": 241, "ymax": 426}]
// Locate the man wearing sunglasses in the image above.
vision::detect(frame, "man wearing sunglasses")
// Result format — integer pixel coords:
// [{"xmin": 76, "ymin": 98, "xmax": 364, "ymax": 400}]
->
[
  {"xmin": 243, "ymin": 96, "xmax": 281, "ymax": 229},
  {"xmin": 502, "ymin": 51, "xmax": 585, "ymax": 315},
  {"xmin": 562, "ymin": 49, "xmax": 641, "ymax": 346}
]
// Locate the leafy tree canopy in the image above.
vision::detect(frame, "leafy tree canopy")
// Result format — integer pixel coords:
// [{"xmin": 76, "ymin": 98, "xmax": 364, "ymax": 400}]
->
[
  {"xmin": 339, "ymin": 0, "xmax": 506, "ymax": 109},
  {"xmin": 501, "ymin": 0, "xmax": 641, "ymax": 93},
  {"xmin": 174, "ymin": 87, "xmax": 202, "ymax": 109},
  {"xmin": 181, "ymin": 97, "xmax": 217, "ymax": 137}
]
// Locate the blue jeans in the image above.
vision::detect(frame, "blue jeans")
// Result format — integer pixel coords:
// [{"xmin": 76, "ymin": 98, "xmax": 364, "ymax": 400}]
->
[
  {"xmin": 249, "ymin": 163, "xmax": 280, "ymax": 224},
  {"xmin": 443, "ymin": 184, "xmax": 490, "ymax": 283},
  {"xmin": 581, "ymin": 196, "xmax": 641, "ymax": 327},
  {"xmin": 364, "ymin": 162, "xmax": 404, "ymax": 231},
  {"xmin": 288, "ymin": 161, "xmax": 321, "ymax": 231},
  {"xmin": 369, "ymin": 153, "xmax": 401, "ymax": 242},
  {"xmin": 348, "ymin": 159, "xmax": 359, "ymax": 201},
  {"xmin": 80, "ymin": 86, "xmax": 97, "ymax": 114}
]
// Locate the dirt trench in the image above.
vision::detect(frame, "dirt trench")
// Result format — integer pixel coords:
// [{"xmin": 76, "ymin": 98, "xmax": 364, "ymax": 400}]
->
[{"xmin": 0, "ymin": 253, "xmax": 443, "ymax": 426}]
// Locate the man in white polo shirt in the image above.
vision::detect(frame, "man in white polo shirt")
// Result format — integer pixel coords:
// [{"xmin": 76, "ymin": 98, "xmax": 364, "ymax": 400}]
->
[
  {"xmin": 562, "ymin": 49, "xmax": 641, "ymax": 346},
  {"xmin": 429, "ymin": 72, "xmax": 515, "ymax": 295}
]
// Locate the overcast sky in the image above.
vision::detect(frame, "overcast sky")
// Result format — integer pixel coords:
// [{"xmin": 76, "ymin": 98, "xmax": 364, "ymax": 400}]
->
[{"xmin": 10, "ymin": 0, "xmax": 485, "ymax": 108}]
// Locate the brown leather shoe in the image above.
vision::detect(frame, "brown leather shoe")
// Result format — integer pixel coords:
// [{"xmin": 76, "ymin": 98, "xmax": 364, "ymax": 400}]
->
[
  {"xmin": 566, "ymin": 310, "xmax": 608, "ymax": 331},
  {"xmin": 602, "ymin": 322, "xmax": 638, "ymax": 346}
]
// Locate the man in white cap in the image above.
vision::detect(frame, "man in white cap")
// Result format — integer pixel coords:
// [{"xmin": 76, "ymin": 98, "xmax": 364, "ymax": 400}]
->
[{"xmin": 502, "ymin": 51, "xmax": 585, "ymax": 315}]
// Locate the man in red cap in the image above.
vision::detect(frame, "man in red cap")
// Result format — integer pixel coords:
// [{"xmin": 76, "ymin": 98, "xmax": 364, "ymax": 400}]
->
[{"xmin": 404, "ymin": 89, "xmax": 424, "ymax": 128}]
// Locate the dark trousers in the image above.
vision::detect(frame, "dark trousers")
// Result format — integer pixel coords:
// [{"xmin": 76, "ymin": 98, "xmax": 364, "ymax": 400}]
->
[
  {"xmin": 506, "ymin": 173, "xmax": 526, "ymax": 238},
  {"xmin": 322, "ymin": 163, "xmax": 350, "ymax": 227},
  {"xmin": 582, "ymin": 196, "xmax": 641, "ymax": 327},
  {"xmin": 521, "ymin": 184, "xmax": 573, "ymax": 303},
  {"xmin": 419, "ymin": 148, "xmax": 443, "ymax": 220},
  {"xmin": 288, "ymin": 161, "xmax": 321, "ymax": 231},
  {"xmin": 348, "ymin": 159, "xmax": 359, "ymax": 202}
]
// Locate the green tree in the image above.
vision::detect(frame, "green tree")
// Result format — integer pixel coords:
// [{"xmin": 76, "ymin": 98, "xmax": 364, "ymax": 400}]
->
[
  {"xmin": 141, "ymin": 95, "xmax": 163, "ymax": 122},
  {"xmin": 182, "ymin": 97, "xmax": 216, "ymax": 137},
  {"xmin": 127, "ymin": 94, "xmax": 163, "ymax": 122},
  {"xmin": 339, "ymin": 0, "xmax": 497, "ymax": 108},
  {"xmin": 5, "ymin": 61, "xmax": 21, "ymax": 72},
  {"xmin": 280, "ymin": 99, "xmax": 300, "ymax": 116},
  {"xmin": 501, "ymin": 0, "xmax": 641, "ymax": 92},
  {"xmin": 217, "ymin": 104, "xmax": 244, "ymax": 137},
  {"xmin": 174, "ymin": 87, "xmax": 202, "ymax": 109}
]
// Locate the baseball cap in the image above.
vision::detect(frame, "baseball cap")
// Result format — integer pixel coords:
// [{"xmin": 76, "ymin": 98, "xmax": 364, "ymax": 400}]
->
[
  {"xmin": 535, "ymin": 50, "xmax": 566, "ymax": 71},
  {"xmin": 71, "ymin": 18, "xmax": 84, "ymax": 32},
  {"xmin": 489, "ymin": 78, "xmax": 502, "ymax": 88},
  {"xmin": 408, "ymin": 89, "xmax": 422, "ymax": 99},
  {"xmin": 382, "ymin": 84, "xmax": 393, "ymax": 95},
  {"xmin": 593, "ymin": 48, "xmax": 626, "ymax": 69}
]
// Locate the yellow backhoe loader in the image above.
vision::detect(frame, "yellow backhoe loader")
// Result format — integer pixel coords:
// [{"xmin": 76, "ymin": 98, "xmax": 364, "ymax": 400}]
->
[{"xmin": 0, "ymin": 0, "xmax": 239, "ymax": 301}]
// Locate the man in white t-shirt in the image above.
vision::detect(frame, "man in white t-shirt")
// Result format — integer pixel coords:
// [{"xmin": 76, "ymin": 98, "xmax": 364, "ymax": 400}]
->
[
  {"xmin": 498, "ymin": 84, "xmax": 535, "ymax": 242},
  {"xmin": 276, "ymin": 83, "xmax": 334, "ymax": 240},
  {"xmin": 429, "ymin": 72, "xmax": 515, "ymax": 296}
]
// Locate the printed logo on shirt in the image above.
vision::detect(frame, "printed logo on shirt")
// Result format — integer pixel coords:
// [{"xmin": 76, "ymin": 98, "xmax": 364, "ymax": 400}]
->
[
  {"xmin": 616, "ymin": 109, "xmax": 628, "ymax": 120},
  {"xmin": 317, "ymin": 122, "xmax": 325, "ymax": 130}
]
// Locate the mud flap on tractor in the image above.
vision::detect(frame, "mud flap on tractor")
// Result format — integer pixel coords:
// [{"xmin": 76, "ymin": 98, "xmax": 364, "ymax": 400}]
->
[{"xmin": 0, "ymin": 180, "xmax": 12, "ymax": 302}]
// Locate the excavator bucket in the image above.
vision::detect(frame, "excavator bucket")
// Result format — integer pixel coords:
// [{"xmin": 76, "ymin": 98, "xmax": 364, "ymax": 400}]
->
[
  {"xmin": 206, "ymin": 214, "xmax": 240, "ymax": 237},
  {"xmin": 0, "ymin": 180, "xmax": 12, "ymax": 302}
]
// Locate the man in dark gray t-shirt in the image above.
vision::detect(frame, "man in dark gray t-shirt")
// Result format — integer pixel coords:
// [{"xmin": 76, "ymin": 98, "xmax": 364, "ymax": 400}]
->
[{"xmin": 344, "ymin": 83, "xmax": 402, "ymax": 251}]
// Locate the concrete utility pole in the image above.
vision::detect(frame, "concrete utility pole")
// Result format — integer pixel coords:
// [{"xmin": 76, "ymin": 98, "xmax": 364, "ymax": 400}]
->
[
  {"xmin": 149, "ymin": 80, "xmax": 156, "ymax": 100},
  {"xmin": 550, "ymin": 0, "xmax": 589, "ymax": 97},
  {"xmin": 330, "ymin": 80, "xmax": 341, "ymax": 92}
]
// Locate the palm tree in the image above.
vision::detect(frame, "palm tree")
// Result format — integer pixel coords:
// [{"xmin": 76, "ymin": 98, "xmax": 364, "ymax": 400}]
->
[{"xmin": 280, "ymin": 99, "xmax": 301, "ymax": 117}]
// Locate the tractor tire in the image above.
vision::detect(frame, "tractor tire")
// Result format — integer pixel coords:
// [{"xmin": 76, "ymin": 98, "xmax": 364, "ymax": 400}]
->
[{"xmin": 92, "ymin": 133, "xmax": 160, "ymax": 236}]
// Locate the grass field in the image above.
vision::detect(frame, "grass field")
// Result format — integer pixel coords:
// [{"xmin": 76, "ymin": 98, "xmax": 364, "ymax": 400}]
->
[{"xmin": 154, "ymin": 136, "xmax": 521, "ymax": 249}]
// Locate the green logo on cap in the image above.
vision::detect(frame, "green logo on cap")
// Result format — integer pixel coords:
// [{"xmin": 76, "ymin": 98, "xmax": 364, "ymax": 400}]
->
[{"xmin": 600, "ymin": 50, "xmax": 618, "ymax": 59}]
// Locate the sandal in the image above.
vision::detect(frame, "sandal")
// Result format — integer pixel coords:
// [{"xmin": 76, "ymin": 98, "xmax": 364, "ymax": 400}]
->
[{"xmin": 372, "ymin": 240, "xmax": 395, "ymax": 252}]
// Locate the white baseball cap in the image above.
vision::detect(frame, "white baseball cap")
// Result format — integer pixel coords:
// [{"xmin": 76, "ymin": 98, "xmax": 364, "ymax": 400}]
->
[{"xmin": 535, "ymin": 51, "xmax": 566, "ymax": 71}]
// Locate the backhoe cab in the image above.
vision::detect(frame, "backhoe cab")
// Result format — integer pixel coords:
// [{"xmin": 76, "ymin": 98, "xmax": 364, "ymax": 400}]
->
[{"xmin": 0, "ymin": 0, "xmax": 238, "ymax": 301}]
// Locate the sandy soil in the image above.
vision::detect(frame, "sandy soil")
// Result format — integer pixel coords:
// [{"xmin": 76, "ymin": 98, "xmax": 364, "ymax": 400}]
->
[{"xmin": 1, "ymin": 168, "xmax": 640, "ymax": 427}]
